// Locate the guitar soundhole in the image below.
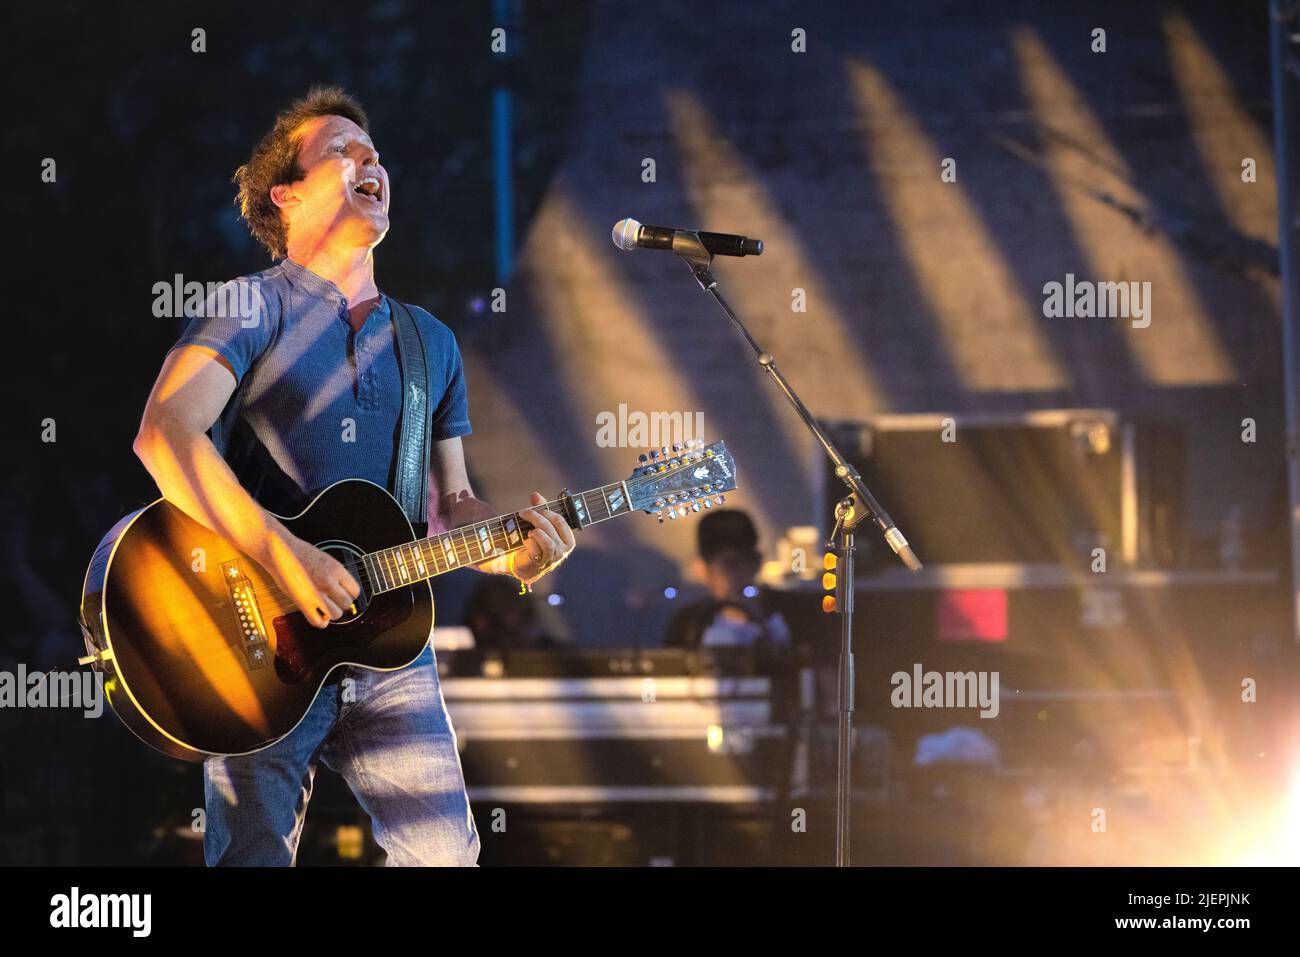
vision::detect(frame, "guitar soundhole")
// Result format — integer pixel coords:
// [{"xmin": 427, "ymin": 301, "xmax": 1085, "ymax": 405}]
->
[{"xmin": 318, "ymin": 541, "xmax": 372, "ymax": 625}]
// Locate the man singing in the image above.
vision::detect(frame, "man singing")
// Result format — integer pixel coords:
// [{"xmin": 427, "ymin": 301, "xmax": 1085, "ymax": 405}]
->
[{"xmin": 132, "ymin": 86, "xmax": 575, "ymax": 865}]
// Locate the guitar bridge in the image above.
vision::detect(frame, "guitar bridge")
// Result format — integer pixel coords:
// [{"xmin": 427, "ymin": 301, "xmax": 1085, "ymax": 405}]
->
[{"xmin": 222, "ymin": 560, "xmax": 272, "ymax": 670}]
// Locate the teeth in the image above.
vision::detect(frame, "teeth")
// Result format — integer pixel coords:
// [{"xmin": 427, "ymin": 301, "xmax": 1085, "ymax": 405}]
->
[{"xmin": 355, "ymin": 176, "xmax": 381, "ymax": 198}]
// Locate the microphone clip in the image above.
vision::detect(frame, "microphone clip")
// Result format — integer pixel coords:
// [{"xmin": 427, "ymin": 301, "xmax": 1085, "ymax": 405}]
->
[{"xmin": 671, "ymin": 229, "xmax": 718, "ymax": 292}]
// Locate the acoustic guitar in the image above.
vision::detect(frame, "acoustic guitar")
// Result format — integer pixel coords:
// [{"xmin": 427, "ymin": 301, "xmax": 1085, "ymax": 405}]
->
[{"xmin": 79, "ymin": 439, "xmax": 737, "ymax": 760}]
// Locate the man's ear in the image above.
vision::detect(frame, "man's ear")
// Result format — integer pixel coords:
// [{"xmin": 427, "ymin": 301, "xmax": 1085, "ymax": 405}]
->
[
  {"xmin": 269, "ymin": 182, "xmax": 298, "ymax": 211},
  {"xmin": 690, "ymin": 556, "xmax": 709, "ymax": 584}
]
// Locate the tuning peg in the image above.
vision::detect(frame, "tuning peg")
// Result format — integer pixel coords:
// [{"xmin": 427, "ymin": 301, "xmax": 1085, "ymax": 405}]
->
[
  {"xmin": 667, "ymin": 509, "xmax": 677, "ymax": 520},
  {"xmin": 713, "ymin": 494, "xmax": 725, "ymax": 505},
  {"xmin": 638, "ymin": 453, "xmax": 648, "ymax": 464},
  {"xmin": 691, "ymin": 502, "xmax": 701, "ymax": 512},
  {"xmin": 702, "ymin": 498, "xmax": 713, "ymax": 508},
  {"xmin": 653, "ymin": 509, "xmax": 663, "ymax": 523}
]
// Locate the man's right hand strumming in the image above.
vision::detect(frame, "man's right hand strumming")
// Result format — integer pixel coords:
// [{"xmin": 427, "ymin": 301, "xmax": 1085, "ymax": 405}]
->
[{"xmin": 257, "ymin": 530, "xmax": 362, "ymax": 630}]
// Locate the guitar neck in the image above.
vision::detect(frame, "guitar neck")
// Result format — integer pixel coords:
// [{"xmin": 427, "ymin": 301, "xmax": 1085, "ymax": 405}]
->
[{"xmin": 361, "ymin": 481, "xmax": 634, "ymax": 593}]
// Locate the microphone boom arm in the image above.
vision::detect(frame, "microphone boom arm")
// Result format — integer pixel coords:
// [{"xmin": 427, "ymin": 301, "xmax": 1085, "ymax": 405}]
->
[{"xmin": 670, "ymin": 229, "xmax": 921, "ymax": 570}]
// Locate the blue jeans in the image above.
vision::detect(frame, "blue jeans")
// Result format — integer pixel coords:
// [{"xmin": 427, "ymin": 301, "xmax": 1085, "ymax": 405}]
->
[{"xmin": 203, "ymin": 643, "xmax": 480, "ymax": 866}]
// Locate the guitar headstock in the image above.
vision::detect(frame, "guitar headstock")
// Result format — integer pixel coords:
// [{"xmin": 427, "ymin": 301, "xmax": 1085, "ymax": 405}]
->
[{"xmin": 623, "ymin": 439, "xmax": 738, "ymax": 522}]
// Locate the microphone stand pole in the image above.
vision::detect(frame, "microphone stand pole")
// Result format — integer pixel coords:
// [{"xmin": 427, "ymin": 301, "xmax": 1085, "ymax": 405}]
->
[{"xmin": 670, "ymin": 231, "xmax": 922, "ymax": 867}]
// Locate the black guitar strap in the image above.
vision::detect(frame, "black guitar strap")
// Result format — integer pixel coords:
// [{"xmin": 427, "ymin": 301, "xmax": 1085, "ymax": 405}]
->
[{"xmin": 387, "ymin": 296, "xmax": 432, "ymax": 528}]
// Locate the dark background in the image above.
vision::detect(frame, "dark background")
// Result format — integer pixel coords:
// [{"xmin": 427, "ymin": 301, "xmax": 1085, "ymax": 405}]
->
[{"xmin": 1, "ymin": 0, "xmax": 1294, "ymax": 865}]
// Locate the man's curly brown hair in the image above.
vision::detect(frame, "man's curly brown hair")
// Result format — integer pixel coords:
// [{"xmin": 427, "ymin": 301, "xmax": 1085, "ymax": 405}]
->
[{"xmin": 234, "ymin": 86, "xmax": 370, "ymax": 260}]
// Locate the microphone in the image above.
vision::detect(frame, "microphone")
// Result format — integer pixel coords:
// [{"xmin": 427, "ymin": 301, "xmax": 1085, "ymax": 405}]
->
[{"xmin": 612, "ymin": 218, "xmax": 763, "ymax": 257}]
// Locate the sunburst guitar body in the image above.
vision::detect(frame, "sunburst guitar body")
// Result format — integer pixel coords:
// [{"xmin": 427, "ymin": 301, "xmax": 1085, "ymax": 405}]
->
[{"xmin": 79, "ymin": 440, "xmax": 738, "ymax": 760}]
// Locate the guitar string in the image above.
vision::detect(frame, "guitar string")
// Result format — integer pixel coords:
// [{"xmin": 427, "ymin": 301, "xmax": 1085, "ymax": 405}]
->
[
  {"xmin": 235, "ymin": 456, "xmax": 720, "ymax": 617},
  {"xmin": 243, "ymin": 499, "xmax": 569, "ymax": 612},
  {"xmin": 241, "ymin": 486, "xmax": 615, "ymax": 610},
  {"xmin": 247, "ymin": 540, "xmax": 530, "ymax": 617},
  {"xmin": 245, "ymin": 551, "xmax": 517, "ymax": 619}
]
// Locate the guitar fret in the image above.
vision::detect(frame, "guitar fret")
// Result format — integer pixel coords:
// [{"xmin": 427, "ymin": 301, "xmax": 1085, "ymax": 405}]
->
[
  {"xmin": 474, "ymin": 523, "xmax": 493, "ymax": 559},
  {"xmin": 584, "ymin": 487, "xmax": 606, "ymax": 523},
  {"xmin": 604, "ymin": 482, "xmax": 629, "ymax": 519},
  {"xmin": 419, "ymin": 538, "xmax": 439, "ymax": 575},
  {"xmin": 503, "ymin": 513, "xmax": 523, "ymax": 547},
  {"xmin": 483, "ymin": 519, "xmax": 504, "ymax": 557},
  {"xmin": 360, "ymin": 466, "xmax": 690, "ymax": 594}
]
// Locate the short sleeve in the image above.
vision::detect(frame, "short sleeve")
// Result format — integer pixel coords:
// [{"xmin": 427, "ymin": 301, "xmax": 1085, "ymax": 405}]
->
[
  {"xmin": 168, "ymin": 277, "xmax": 279, "ymax": 383},
  {"xmin": 431, "ymin": 329, "xmax": 472, "ymax": 440}
]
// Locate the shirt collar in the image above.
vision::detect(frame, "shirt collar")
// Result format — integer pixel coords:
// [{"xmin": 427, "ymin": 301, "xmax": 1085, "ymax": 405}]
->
[
  {"xmin": 280, "ymin": 258, "xmax": 389, "ymax": 324},
  {"xmin": 279, "ymin": 257, "xmax": 345, "ymax": 300}
]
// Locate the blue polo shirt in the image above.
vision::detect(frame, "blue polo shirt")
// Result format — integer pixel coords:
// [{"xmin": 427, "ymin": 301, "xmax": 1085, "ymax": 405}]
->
[{"xmin": 170, "ymin": 258, "xmax": 470, "ymax": 511}]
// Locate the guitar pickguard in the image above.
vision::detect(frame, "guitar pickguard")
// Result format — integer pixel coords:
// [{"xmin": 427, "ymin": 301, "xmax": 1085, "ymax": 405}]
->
[{"xmin": 271, "ymin": 585, "xmax": 420, "ymax": 686}]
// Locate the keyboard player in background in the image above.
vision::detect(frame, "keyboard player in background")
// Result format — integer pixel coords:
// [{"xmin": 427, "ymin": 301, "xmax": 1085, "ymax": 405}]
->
[
  {"xmin": 664, "ymin": 508, "xmax": 807, "ymax": 818},
  {"xmin": 662, "ymin": 509, "xmax": 792, "ymax": 653}
]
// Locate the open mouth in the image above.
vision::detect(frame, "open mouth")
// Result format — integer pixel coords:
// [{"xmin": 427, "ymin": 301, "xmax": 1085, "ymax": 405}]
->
[{"xmin": 354, "ymin": 176, "xmax": 384, "ymax": 204}]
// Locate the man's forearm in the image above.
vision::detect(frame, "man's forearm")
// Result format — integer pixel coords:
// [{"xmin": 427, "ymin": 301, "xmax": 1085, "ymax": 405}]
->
[{"xmin": 133, "ymin": 424, "xmax": 288, "ymax": 565}]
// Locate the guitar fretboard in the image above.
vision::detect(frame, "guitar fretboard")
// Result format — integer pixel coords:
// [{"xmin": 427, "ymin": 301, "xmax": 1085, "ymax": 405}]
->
[{"xmin": 360, "ymin": 481, "xmax": 634, "ymax": 594}]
